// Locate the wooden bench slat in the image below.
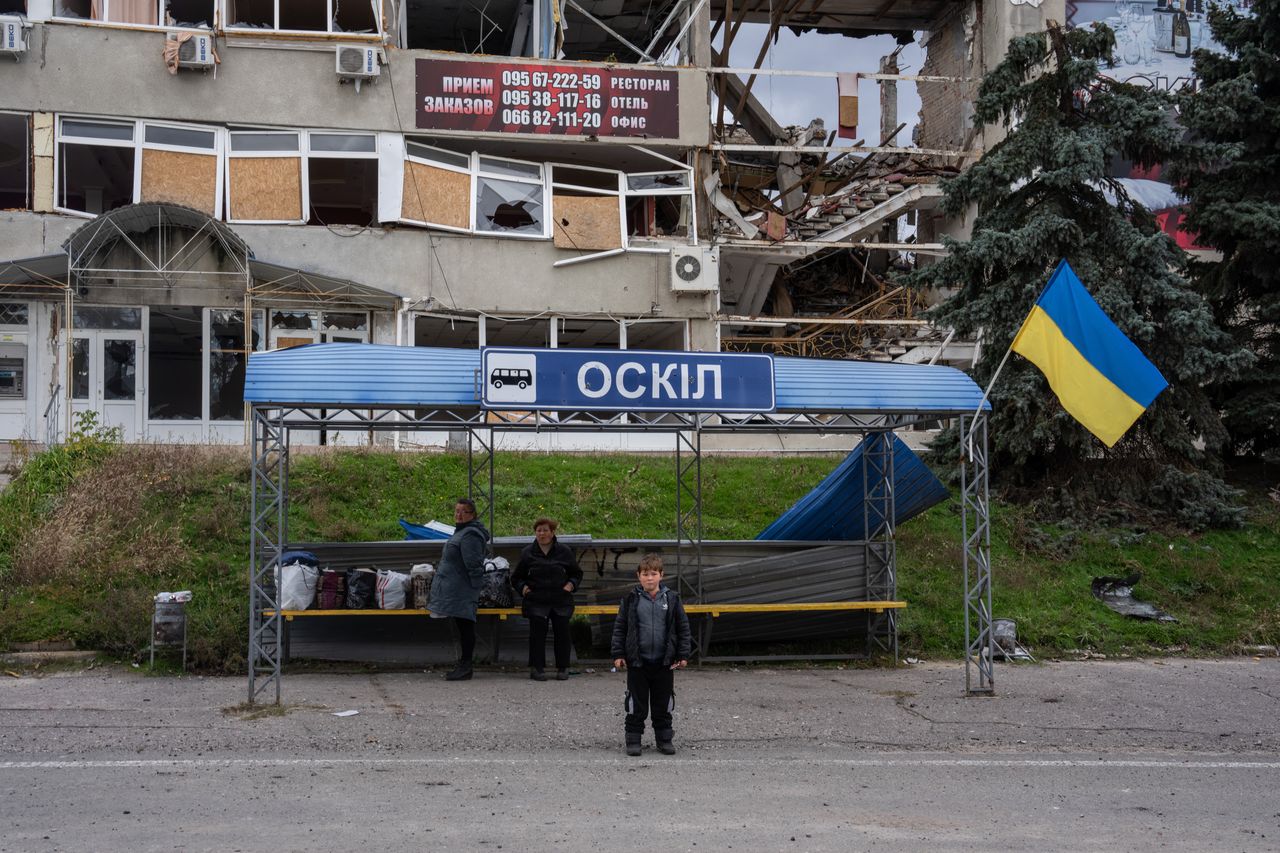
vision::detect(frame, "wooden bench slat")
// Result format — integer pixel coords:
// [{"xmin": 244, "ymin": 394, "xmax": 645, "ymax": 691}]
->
[{"xmin": 268, "ymin": 601, "xmax": 906, "ymax": 620}]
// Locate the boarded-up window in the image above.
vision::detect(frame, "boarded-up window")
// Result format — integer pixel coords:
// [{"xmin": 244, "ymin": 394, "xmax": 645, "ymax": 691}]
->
[
  {"xmin": 228, "ymin": 130, "xmax": 302, "ymax": 223},
  {"xmin": 402, "ymin": 161, "xmax": 469, "ymax": 230},
  {"xmin": 141, "ymin": 149, "xmax": 216, "ymax": 213},
  {"xmin": 552, "ymin": 194, "xmax": 622, "ymax": 251}
]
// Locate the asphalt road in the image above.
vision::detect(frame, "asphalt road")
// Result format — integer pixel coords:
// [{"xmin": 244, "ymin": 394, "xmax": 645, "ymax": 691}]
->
[{"xmin": 2, "ymin": 658, "xmax": 1278, "ymax": 852}]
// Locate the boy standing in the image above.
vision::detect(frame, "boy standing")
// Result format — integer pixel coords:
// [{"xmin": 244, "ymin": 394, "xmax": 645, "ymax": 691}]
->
[{"xmin": 611, "ymin": 553, "xmax": 692, "ymax": 757}]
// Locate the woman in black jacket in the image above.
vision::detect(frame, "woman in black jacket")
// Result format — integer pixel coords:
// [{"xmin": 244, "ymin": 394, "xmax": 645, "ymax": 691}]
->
[{"xmin": 511, "ymin": 517, "xmax": 583, "ymax": 681}]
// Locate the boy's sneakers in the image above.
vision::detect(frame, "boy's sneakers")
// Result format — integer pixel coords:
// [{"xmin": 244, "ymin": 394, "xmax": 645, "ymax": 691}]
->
[
  {"xmin": 625, "ymin": 736, "xmax": 642, "ymax": 757},
  {"xmin": 657, "ymin": 741, "xmax": 676, "ymax": 755},
  {"xmin": 530, "ymin": 668, "xmax": 548, "ymax": 681}
]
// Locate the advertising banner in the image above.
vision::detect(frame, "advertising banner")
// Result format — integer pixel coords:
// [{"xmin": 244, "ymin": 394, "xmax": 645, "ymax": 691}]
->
[
  {"xmin": 480, "ymin": 347, "xmax": 775, "ymax": 413},
  {"xmin": 416, "ymin": 59, "xmax": 680, "ymax": 139}
]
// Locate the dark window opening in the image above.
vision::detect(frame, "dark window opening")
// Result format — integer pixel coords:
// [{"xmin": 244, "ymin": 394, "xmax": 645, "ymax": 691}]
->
[
  {"xmin": 165, "ymin": 0, "xmax": 214, "ymax": 26},
  {"xmin": 307, "ymin": 158, "xmax": 377, "ymax": 226},
  {"xmin": 59, "ymin": 143, "xmax": 134, "ymax": 215},
  {"xmin": 71, "ymin": 339, "xmax": 89, "ymax": 399},
  {"xmin": 210, "ymin": 309, "xmax": 257, "ymax": 421},
  {"xmin": 626, "ymin": 195, "xmax": 688, "ymax": 238},
  {"xmin": 0, "ymin": 113, "xmax": 29, "ymax": 211},
  {"xmin": 227, "ymin": 0, "xmax": 271, "ymax": 26},
  {"xmin": 279, "ymin": 0, "xmax": 326, "ymax": 31},
  {"xmin": 333, "ymin": 0, "xmax": 374, "ymax": 32},
  {"xmin": 103, "ymin": 339, "xmax": 136, "ymax": 401},
  {"xmin": 0, "ymin": 0, "xmax": 25, "ymax": 14},
  {"xmin": 148, "ymin": 307, "xmax": 202, "ymax": 420}
]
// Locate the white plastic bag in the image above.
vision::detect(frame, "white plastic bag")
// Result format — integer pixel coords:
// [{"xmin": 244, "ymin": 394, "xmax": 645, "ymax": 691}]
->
[
  {"xmin": 280, "ymin": 562, "xmax": 320, "ymax": 611},
  {"xmin": 376, "ymin": 569, "xmax": 410, "ymax": 610}
]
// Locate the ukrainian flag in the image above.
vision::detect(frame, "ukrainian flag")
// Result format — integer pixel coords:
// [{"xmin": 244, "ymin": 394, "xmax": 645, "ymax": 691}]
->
[{"xmin": 1011, "ymin": 260, "xmax": 1168, "ymax": 448}]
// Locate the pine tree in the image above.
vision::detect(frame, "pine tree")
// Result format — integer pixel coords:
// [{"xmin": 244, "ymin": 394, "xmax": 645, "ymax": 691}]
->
[
  {"xmin": 902, "ymin": 24, "xmax": 1251, "ymax": 527},
  {"xmin": 1168, "ymin": 0, "xmax": 1280, "ymax": 461}
]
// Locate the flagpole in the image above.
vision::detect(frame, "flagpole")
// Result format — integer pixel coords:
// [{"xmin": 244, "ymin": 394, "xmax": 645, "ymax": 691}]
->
[{"xmin": 964, "ymin": 346, "xmax": 1013, "ymax": 461}]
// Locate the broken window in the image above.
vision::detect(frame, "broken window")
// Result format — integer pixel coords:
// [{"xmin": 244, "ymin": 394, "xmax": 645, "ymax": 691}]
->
[
  {"xmin": 321, "ymin": 311, "xmax": 368, "ymax": 342},
  {"xmin": 307, "ymin": 131, "xmax": 377, "ymax": 227},
  {"xmin": 551, "ymin": 163, "xmax": 623, "ymax": 252},
  {"xmin": 401, "ymin": 141, "xmax": 471, "ymax": 232},
  {"xmin": 165, "ymin": 0, "xmax": 213, "ymax": 26},
  {"xmin": 141, "ymin": 122, "xmax": 220, "ymax": 216},
  {"xmin": 57, "ymin": 118, "xmax": 135, "ymax": 216},
  {"xmin": 148, "ymin": 306, "xmax": 202, "ymax": 420},
  {"xmin": 227, "ymin": 129, "xmax": 303, "ymax": 223},
  {"xmin": 209, "ymin": 308, "xmax": 262, "ymax": 421},
  {"xmin": 625, "ymin": 170, "xmax": 693, "ymax": 241},
  {"xmin": 475, "ymin": 155, "xmax": 544, "ymax": 238},
  {"xmin": 0, "ymin": 112, "xmax": 29, "ymax": 211},
  {"xmin": 227, "ymin": 0, "xmax": 380, "ymax": 34},
  {"xmin": 0, "ymin": 0, "xmax": 25, "ymax": 12}
]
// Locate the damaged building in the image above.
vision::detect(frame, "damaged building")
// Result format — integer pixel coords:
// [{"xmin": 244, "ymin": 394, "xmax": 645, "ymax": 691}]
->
[{"xmin": 0, "ymin": 0, "xmax": 1055, "ymax": 445}]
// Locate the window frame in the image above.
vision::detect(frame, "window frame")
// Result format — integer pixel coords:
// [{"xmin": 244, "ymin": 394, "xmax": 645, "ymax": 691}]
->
[
  {"xmin": 50, "ymin": 0, "xmax": 216, "ymax": 31},
  {"xmin": 400, "ymin": 141, "xmax": 472, "ymax": 234},
  {"xmin": 226, "ymin": 126, "xmax": 304, "ymax": 225},
  {"xmin": 302, "ymin": 129, "xmax": 379, "ymax": 228},
  {"xmin": 472, "ymin": 153, "xmax": 548, "ymax": 240},
  {"xmin": 221, "ymin": 0, "xmax": 384, "ymax": 38},
  {"xmin": 0, "ymin": 111, "xmax": 31, "ymax": 213},
  {"xmin": 623, "ymin": 168, "xmax": 697, "ymax": 244},
  {"xmin": 550, "ymin": 162, "xmax": 626, "ymax": 251}
]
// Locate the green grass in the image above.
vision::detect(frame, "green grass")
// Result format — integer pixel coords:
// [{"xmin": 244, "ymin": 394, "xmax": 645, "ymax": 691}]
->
[{"xmin": 1, "ymin": 443, "xmax": 1277, "ymax": 672}]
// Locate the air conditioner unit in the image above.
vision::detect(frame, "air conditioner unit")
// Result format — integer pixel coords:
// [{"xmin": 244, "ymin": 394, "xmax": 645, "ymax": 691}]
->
[
  {"xmin": 670, "ymin": 246, "xmax": 720, "ymax": 294},
  {"xmin": 169, "ymin": 32, "xmax": 215, "ymax": 69},
  {"xmin": 0, "ymin": 15, "xmax": 29, "ymax": 57},
  {"xmin": 336, "ymin": 44, "xmax": 379, "ymax": 92}
]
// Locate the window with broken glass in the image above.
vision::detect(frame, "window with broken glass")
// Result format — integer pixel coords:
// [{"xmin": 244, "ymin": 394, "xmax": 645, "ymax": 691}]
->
[
  {"xmin": 306, "ymin": 131, "xmax": 378, "ymax": 227},
  {"xmin": 224, "ymin": 0, "xmax": 378, "ymax": 35},
  {"xmin": 209, "ymin": 307, "xmax": 263, "ymax": 420},
  {"xmin": 52, "ymin": 0, "xmax": 214, "ymax": 28},
  {"xmin": 474, "ymin": 155, "xmax": 546, "ymax": 238},
  {"xmin": 624, "ymin": 170, "xmax": 693, "ymax": 241}
]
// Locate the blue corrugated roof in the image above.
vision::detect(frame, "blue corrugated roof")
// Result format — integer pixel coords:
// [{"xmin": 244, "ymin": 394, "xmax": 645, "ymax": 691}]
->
[
  {"xmin": 756, "ymin": 434, "xmax": 949, "ymax": 540},
  {"xmin": 244, "ymin": 343, "xmax": 988, "ymax": 415}
]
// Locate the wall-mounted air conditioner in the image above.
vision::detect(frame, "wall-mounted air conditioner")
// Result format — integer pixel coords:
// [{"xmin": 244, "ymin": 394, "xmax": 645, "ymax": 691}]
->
[
  {"xmin": 169, "ymin": 32, "xmax": 215, "ymax": 69},
  {"xmin": 336, "ymin": 44, "xmax": 380, "ymax": 92},
  {"xmin": 670, "ymin": 246, "xmax": 720, "ymax": 294},
  {"xmin": 0, "ymin": 15, "xmax": 30, "ymax": 57}
]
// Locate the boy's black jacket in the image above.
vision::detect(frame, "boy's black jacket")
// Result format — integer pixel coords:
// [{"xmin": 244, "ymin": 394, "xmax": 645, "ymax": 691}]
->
[{"xmin": 610, "ymin": 585, "xmax": 692, "ymax": 666}]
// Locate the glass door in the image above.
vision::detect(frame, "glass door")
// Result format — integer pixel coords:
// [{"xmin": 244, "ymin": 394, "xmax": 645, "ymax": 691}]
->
[{"xmin": 70, "ymin": 330, "xmax": 143, "ymax": 440}]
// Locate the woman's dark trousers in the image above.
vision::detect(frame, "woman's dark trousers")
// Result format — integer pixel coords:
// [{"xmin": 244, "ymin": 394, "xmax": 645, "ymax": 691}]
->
[{"xmin": 528, "ymin": 611, "xmax": 572, "ymax": 671}]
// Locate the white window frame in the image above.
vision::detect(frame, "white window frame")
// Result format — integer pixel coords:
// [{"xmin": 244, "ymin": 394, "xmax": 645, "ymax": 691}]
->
[
  {"xmin": 623, "ymin": 168, "xmax": 697, "ymax": 245},
  {"xmin": 220, "ymin": 0, "xmax": 384, "ymax": 38},
  {"xmin": 226, "ymin": 126, "xmax": 304, "ymax": 225},
  {"xmin": 472, "ymin": 153, "xmax": 548, "ymax": 240},
  {"xmin": 55, "ymin": 115, "xmax": 223, "ymax": 218},
  {"xmin": 50, "ymin": 0, "xmax": 216, "ymax": 31},
  {"xmin": 303, "ymin": 128, "xmax": 378, "ymax": 227},
  {"xmin": 550, "ymin": 162, "xmax": 626, "ymax": 250},
  {"xmin": 400, "ymin": 140, "xmax": 472, "ymax": 235}
]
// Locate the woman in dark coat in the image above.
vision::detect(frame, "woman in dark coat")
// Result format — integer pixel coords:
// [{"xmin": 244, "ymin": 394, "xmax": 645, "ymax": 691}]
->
[
  {"xmin": 431, "ymin": 497, "xmax": 490, "ymax": 681},
  {"xmin": 511, "ymin": 517, "xmax": 583, "ymax": 681}
]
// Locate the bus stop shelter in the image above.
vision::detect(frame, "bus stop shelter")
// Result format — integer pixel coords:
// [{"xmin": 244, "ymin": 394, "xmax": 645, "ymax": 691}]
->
[{"xmin": 244, "ymin": 344, "xmax": 994, "ymax": 704}]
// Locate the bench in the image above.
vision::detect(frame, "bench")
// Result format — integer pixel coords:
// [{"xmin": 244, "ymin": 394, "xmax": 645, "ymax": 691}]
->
[{"xmin": 266, "ymin": 601, "xmax": 908, "ymax": 663}]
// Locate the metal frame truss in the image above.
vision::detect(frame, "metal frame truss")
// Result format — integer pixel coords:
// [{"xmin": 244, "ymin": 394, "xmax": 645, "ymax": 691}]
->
[
  {"xmin": 467, "ymin": 426, "xmax": 495, "ymax": 538},
  {"xmin": 674, "ymin": 421, "xmax": 705, "ymax": 656},
  {"xmin": 248, "ymin": 406, "xmax": 288, "ymax": 705},
  {"xmin": 960, "ymin": 413, "xmax": 994, "ymax": 695},
  {"xmin": 861, "ymin": 430, "xmax": 897, "ymax": 659}
]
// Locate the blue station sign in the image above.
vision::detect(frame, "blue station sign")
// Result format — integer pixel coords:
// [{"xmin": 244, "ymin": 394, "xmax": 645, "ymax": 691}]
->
[{"xmin": 480, "ymin": 347, "xmax": 775, "ymax": 413}]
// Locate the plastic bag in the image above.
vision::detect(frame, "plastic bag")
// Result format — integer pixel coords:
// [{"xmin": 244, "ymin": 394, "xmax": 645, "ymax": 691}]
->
[
  {"xmin": 346, "ymin": 568, "xmax": 377, "ymax": 609},
  {"xmin": 409, "ymin": 563, "xmax": 434, "ymax": 610},
  {"xmin": 280, "ymin": 562, "xmax": 320, "ymax": 611},
  {"xmin": 376, "ymin": 570, "xmax": 410, "ymax": 610},
  {"xmin": 479, "ymin": 556, "xmax": 513, "ymax": 607}
]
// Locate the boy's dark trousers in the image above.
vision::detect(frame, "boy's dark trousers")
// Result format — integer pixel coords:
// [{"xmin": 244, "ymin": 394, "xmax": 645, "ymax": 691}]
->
[{"xmin": 624, "ymin": 663, "xmax": 675, "ymax": 743}]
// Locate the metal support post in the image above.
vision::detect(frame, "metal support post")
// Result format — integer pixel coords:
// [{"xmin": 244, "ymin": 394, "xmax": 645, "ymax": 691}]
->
[
  {"xmin": 674, "ymin": 420, "xmax": 705, "ymax": 656},
  {"xmin": 960, "ymin": 413, "xmax": 995, "ymax": 694},
  {"xmin": 248, "ymin": 406, "xmax": 287, "ymax": 705},
  {"xmin": 467, "ymin": 427, "xmax": 495, "ymax": 542},
  {"xmin": 862, "ymin": 430, "xmax": 897, "ymax": 658}
]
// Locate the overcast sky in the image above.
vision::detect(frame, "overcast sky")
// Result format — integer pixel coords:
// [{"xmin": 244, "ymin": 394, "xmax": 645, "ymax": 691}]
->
[{"xmin": 720, "ymin": 25, "xmax": 924, "ymax": 148}]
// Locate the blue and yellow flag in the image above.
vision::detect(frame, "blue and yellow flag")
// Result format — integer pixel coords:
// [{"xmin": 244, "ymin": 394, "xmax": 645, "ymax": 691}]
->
[{"xmin": 1011, "ymin": 260, "xmax": 1168, "ymax": 448}]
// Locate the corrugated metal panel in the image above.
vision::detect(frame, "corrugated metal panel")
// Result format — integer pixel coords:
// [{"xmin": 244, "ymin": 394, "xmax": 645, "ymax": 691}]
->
[
  {"xmin": 773, "ymin": 355, "xmax": 988, "ymax": 413},
  {"xmin": 756, "ymin": 434, "xmax": 948, "ymax": 541},
  {"xmin": 245, "ymin": 344, "xmax": 988, "ymax": 415}
]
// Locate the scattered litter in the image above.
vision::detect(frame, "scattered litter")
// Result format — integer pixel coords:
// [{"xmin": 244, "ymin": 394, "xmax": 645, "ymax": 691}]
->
[
  {"xmin": 1091, "ymin": 573, "xmax": 1177, "ymax": 622},
  {"xmin": 332, "ymin": 709, "xmax": 359, "ymax": 717},
  {"xmin": 905, "ymin": 657, "xmax": 921, "ymax": 665},
  {"xmin": 4, "ymin": 670, "xmax": 20, "ymax": 678},
  {"xmin": 153, "ymin": 590, "xmax": 193, "ymax": 603}
]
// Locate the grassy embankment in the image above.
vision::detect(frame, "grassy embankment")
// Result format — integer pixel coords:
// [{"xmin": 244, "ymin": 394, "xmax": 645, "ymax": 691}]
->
[{"xmin": 0, "ymin": 441, "xmax": 1276, "ymax": 672}]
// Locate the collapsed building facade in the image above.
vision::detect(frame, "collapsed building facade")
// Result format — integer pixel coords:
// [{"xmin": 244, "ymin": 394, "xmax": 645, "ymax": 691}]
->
[{"xmin": 0, "ymin": 0, "xmax": 1056, "ymax": 445}]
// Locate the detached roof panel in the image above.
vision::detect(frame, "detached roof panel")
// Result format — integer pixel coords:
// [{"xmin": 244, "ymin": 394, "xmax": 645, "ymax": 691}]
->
[{"xmin": 244, "ymin": 343, "xmax": 988, "ymax": 415}]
